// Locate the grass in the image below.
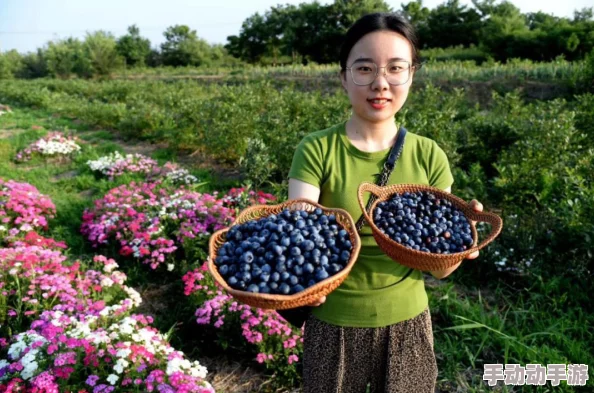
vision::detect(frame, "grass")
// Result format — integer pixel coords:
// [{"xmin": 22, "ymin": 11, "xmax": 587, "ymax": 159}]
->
[{"xmin": 1, "ymin": 106, "xmax": 592, "ymax": 392}]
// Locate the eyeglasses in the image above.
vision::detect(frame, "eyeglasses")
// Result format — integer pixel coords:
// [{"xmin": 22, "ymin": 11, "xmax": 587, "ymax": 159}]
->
[{"xmin": 344, "ymin": 60, "xmax": 422, "ymax": 86}]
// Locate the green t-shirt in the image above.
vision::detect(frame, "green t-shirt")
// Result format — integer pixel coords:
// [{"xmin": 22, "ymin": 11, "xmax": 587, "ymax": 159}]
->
[{"xmin": 288, "ymin": 120, "xmax": 454, "ymax": 328}]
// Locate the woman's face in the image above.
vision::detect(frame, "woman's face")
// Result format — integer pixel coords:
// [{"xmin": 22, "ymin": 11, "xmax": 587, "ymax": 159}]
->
[{"xmin": 341, "ymin": 30, "xmax": 415, "ymax": 125}]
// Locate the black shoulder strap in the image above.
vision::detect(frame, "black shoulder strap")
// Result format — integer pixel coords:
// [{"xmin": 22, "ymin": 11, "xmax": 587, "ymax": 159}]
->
[{"xmin": 355, "ymin": 126, "xmax": 407, "ymax": 233}]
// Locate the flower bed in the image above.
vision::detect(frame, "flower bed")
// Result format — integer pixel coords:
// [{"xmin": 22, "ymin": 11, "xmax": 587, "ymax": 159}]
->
[
  {"xmin": 0, "ymin": 246, "xmax": 140, "ymax": 340},
  {"xmin": 0, "ymin": 179, "xmax": 56, "ymax": 244},
  {"xmin": 0, "ymin": 245, "xmax": 215, "ymax": 393},
  {"xmin": 0, "ymin": 309, "xmax": 214, "ymax": 393},
  {"xmin": 15, "ymin": 132, "xmax": 81, "ymax": 162},
  {"xmin": 81, "ymin": 182, "xmax": 236, "ymax": 270},
  {"xmin": 87, "ymin": 151, "xmax": 162, "ymax": 180},
  {"xmin": 183, "ymin": 262, "xmax": 303, "ymax": 387}
]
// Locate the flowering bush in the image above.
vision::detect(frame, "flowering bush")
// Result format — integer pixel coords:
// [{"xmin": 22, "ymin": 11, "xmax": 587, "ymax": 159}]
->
[
  {"xmin": 0, "ymin": 179, "xmax": 56, "ymax": 244},
  {"xmin": 220, "ymin": 187, "xmax": 277, "ymax": 212},
  {"xmin": 0, "ymin": 307, "xmax": 214, "ymax": 393},
  {"xmin": 0, "ymin": 246, "xmax": 140, "ymax": 340},
  {"xmin": 162, "ymin": 164, "xmax": 200, "ymax": 186},
  {"xmin": 183, "ymin": 262, "xmax": 303, "ymax": 388},
  {"xmin": 15, "ymin": 132, "xmax": 81, "ymax": 162},
  {"xmin": 9, "ymin": 231, "xmax": 67, "ymax": 250},
  {"xmin": 81, "ymin": 182, "xmax": 235, "ymax": 271},
  {"xmin": 86, "ymin": 151, "xmax": 162, "ymax": 180}
]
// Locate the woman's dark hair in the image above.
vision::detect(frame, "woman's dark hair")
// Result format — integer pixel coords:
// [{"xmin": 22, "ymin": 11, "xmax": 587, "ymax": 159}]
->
[{"xmin": 339, "ymin": 13, "xmax": 420, "ymax": 72}]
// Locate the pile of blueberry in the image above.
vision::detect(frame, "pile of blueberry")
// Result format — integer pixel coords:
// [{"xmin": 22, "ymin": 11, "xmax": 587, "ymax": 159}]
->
[
  {"xmin": 214, "ymin": 208, "xmax": 354, "ymax": 294},
  {"xmin": 373, "ymin": 191, "xmax": 474, "ymax": 254}
]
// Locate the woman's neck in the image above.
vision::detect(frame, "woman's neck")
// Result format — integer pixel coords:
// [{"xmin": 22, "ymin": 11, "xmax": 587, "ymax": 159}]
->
[{"xmin": 346, "ymin": 115, "xmax": 399, "ymax": 151}]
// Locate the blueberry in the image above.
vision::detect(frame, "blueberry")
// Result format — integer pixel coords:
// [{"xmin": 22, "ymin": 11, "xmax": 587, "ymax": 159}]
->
[
  {"xmin": 219, "ymin": 265, "xmax": 229, "ymax": 276},
  {"xmin": 315, "ymin": 270, "xmax": 329, "ymax": 281},
  {"xmin": 247, "ymin": 284, "xmax": 259, "ymax": 293},
  {"xmin": 290, "ymin": 233, "xmax": 304, "ymax": 245},
  {"xmin": 303, "ymin": 263, "xmax": 315, "ymax": 274},
  {"xmin": 228, "ymin": 276, "xmax": 238, "ymax": 286},
  {"xmin": 293, "ymin": 265, "xmax": 303, "ymax": 276},
  {"xmin": 295, "ymin": 220, "xmax": 306, "ymax": 230},
  {"xmin": 239, "ymin": 263, "xmax": 251, "ymax": 272},
  {"xmin": 292, "ymin": 284, "xmax": 305, "ymax": 293},
  {"xmin": 279, "ymin": 283, "xmax": 291, "ymax": 294},
  {"xmin": 272, "ymin": 245, "xmax": 283, "ymax": 256},
  {"xmin": 302, "ymin": 240, "xmax": 315, "ymax": 251},
  {"xmin": 340, "ymin": 250, "xmax": 351, "ymax": 262}
]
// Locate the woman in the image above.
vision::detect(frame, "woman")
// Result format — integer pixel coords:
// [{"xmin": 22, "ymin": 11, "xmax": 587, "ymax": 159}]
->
[{"xmin": 286, "ymin": 12, "xmax": 484, "ymax": 393}]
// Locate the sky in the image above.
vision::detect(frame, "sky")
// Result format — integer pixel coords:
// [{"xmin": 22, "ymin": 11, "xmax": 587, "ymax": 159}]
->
[{"xmin": 0, "ymin": 0, "xmax": 592, "ymax": 53}]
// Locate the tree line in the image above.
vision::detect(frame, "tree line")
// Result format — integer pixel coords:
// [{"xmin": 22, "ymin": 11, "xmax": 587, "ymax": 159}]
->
[{"xmin": 0, "ymin": 0, "xmax": 592, "ymax": 79}]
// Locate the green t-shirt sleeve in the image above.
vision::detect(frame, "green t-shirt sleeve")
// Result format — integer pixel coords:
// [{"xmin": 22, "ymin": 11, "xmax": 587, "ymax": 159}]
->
[
  {"xmin": 427, "ymin": 141, "xmax": 454, "ymax": 190},
  {"xmin": 288, "ymin": 135, "xmax": 324, "ymax": 188}
]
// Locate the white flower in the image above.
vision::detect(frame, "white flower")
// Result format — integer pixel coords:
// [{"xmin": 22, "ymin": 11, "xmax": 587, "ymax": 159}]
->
[
  {"xmin": 107, "ymin": 374, "xmax": 119, "ymax": 385},
  {"xmin": 167, "ymin": 263, "xmax": 175, "ymax": 271},
  {"xmin": 8, "ymin": 340, "xmax": 28, "ymax": 360},
  {"xmin": 21, "ymin": 360, "xmax": 39, "ymax": 380},
  {"xmin": 103, "ymin": 261, "xmax": 119, "ymax": 273},
  {"xmin": 116, "ymin": 348, "xmax": 131, "ymax": 358},
  {"xmin": 123, "ymin": 286, "xmax": 142, "ymax": 307},
  {"xmin": 113, "ymin": 358, "xmax": 129, "ymax": 374}
]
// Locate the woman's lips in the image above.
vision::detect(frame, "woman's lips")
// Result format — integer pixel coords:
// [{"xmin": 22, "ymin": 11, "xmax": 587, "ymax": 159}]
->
[{"xmin": 367, "ymin": 98, "xmax": 391, "ymax": 109}]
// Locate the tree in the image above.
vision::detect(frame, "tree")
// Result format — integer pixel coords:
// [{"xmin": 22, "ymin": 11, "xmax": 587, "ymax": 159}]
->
[
  {"xmin": 423, "ymin": 0, "xmax": 483, "ymax": 48},
  {"xmin": 45, "ymin": 37, "xmax": 89, "ymax": 78},
  {"xmin": 573, "ymin": 7, "xmax": 593, "ymax": 22},
  {"xmin": 18, "ymin": 49, "xmax": 49, "ymax": 79},
  {"xmin": 160, "ymin": 25, "xmax": 212, "ymax": 67},
  {"xmin": 0, "ymin": 50, "xmax": 23, "ymax": 79},
  {"xmin": 226, "ymin": 0, "xmax": 392, "ymax": 65},
  {"xmin": 476, "ymin": 0, "xmax": 530, "ymax": 60},
  {"xmin": 116, "ymin": 25, "xmax": 151, "ymax": 67},
  {"xmin": 84, "ymin": 31, "xmax": 124, "ymax": 78}
]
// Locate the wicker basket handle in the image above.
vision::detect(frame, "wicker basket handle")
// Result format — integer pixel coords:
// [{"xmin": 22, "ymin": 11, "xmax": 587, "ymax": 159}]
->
[
  {"xmin": 464, "ymin": 209, "xmax": 504, "ymax": 253},
  {"xmin": 357, "ymin": 182, "xmax": 383, "ymax": 227}
]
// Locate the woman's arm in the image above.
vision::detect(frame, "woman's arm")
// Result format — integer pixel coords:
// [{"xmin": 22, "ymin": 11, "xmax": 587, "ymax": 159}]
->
[
  {"xmin": 429, "ymin": 186, "xmax": 483, "ymax": 279},
  {"xmin": 288, "ymin": 178, "xmax": 321, "ymax": 202}
]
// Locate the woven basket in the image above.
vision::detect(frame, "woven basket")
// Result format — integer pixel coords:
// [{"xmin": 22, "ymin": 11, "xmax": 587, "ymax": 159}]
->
[
  {"xmin": 357, "ymin": 182, "xmax": 503, "ymax": 271},
  {"xmin": 208, "ymin": 198, "xmax": 361, "ymax": 310}
]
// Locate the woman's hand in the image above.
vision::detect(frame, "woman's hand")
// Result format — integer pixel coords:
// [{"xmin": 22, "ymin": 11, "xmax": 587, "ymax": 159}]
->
[
  {"xmin": 465, "ymin": 199, "xmax": 483, "ymax": 260},
  {"xmin": 307, "ymin": 296, "xmax": 326, "ymax": 307},
  {"xmin": 429, "ymin": 198, "xmax": 483, "ymax": 279}
]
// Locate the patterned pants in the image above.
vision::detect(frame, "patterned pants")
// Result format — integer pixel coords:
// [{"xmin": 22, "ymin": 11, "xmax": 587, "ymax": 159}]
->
[{"xmin": 302, "ymin": 307, "xmax": 438, "ymax": 393}]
